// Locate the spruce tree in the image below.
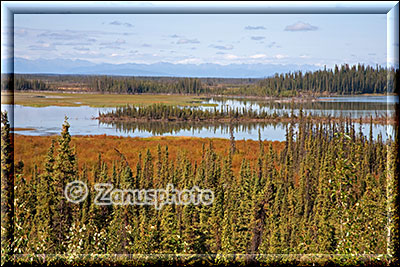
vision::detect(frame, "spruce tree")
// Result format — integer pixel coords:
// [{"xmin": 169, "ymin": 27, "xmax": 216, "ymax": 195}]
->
[
  {"xmin": 52, "ymin": 117, "xmax": 78, "ymax": 252},
  {"xmin": 1, "ymin": 111, "xmax": 14, "ymax": 262}
]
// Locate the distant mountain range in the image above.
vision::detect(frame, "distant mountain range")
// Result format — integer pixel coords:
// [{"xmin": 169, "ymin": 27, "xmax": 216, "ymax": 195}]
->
[{"xmin": 10, "ymin": 57, "xmax": 322, "ymax": 78}]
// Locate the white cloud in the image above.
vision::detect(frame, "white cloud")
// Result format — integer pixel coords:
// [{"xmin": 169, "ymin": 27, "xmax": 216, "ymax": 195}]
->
[
  {"xmin": 274, "ymin": 54, "xmax": 288, "ymax": 59},
  {"xmin": 176, "ymin": 38, "xmax": 200, "ymax": 44},
  {"xmin": 176, "ymin": 58, "xmax": 202, "ymax": 64},
  {"xmin": 28, "ymin": 43, "xmax": 56, "ymax": 51},
  {"xmin": 285, "ymin": 21, "xmax": 318, "ymax": 32},
  {"xmin": 99, "ymin": 39, "xmax": 126, "ymax": 50},
  {"xmin": 224, "ymin": 54, "xmax": 239, "ymax": 60},
  {"xmin": 250, "ymin": 54, "xmax": 267, "ymax": 59}
]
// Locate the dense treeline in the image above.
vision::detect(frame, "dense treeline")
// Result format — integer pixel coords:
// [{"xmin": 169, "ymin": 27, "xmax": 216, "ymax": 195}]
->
[
  {"xmin": 8, "ymin": 75, "xmax": 207, "ymax": 95},
  {"xmin": 98, "ymin": 103, "xmax": 394, "ymax": 125},
  {"xmin": 221, "ymin": 64, "xmax": 389, "ymax": 96},
  {"xmin": 9, "ymin": 74, "xmax": 258, "ymax": 88},
  {"xmin": 1, "ymin": 111, "xmax": 396, "ymax": 265},
  {"xmin": 14, "ymin": 78, "xmax": 50, "ymax": 91},
  {"xmin": 6, "ymin": 64, "xmax": 397, "ymax": 96},
  {"xmin": 86, "ymin": 76, "xmax": 206, "ymax": 94},
  {"xmin": 98, "ymin": 103, "xmax": 293, "ymax": 122},
  {"xmin": 1, "ymin": 74, "xmax": 50, "ymax": 91}
]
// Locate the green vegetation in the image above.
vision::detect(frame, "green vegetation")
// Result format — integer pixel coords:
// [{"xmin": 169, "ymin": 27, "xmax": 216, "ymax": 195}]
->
[
  {"xmin": 98, "ymin": 103, "xmax": 395, "ymax": 125},
  {"xmin": 1, "ymin": 111, "xmax": 396, "ymax": 265},
  {"xmin": 1, "ymin": 112, "xmax": 14, "ymax": 266},
  {"xmin": 98, "ymin": 103, "xmax": 293, "ymax": 122},
  {"xmin": 220, "ymin": 64, "xmax": 391, "ymax": 96},
  {"xmin": 0, "ymin": 91, "xmax": 208, "ymax": 108},
  {"xmin": 1, "ymin": 64, "xmax": 398, "ymax": 266},
  {"xmin": 3, "ymin": 64, "xmax": 397, "ymax": 97}
]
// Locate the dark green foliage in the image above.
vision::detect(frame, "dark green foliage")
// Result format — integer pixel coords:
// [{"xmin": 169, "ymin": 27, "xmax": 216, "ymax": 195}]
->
[
  {"xmin": 1, "ymin": 111, "xmax": 14, "ymax": 264},
  {"xmin": 8, "ymin": 64, "xmax": 394, "ymax": 96},
  {"xmin": 7, "ymin": 114, "xmax": 394, "ymax": 265},
  {"xmin": 98, "ymin": 103, "xmax": 293, "ymax": 122},
  {"xmin": 13, "ymin": 77, "xmax": 50, "ymax": 91},
  {"xmin": 249, "ymin": 63, "xmax": 389, "ymax": 96}
]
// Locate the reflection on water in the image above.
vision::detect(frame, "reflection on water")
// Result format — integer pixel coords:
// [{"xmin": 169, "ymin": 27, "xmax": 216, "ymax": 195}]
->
[
  {"xmin": 1, "ymin": 94, "xmax": 396, "ymax": 141},
  {"xmin": 102, "ymin": 120, "xmax": 290, "ymax": 141},
  {"xmin": 101, "ymin": 120, "xmax": 394, "ymax": 142},
  {"xmin": 317, "ymin": 95, "xmax": 399, "ymax": 103},
  {"xmin": 200, "ymin": 95, "xmax": 397, "ymax": 118}
]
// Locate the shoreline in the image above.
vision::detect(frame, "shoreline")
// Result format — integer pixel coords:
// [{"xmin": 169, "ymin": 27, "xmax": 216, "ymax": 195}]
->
[
  {"xmin": 97, "ymin": 115, "xmax": 396, "ymax": 125},
  {"xmin": 2, "ymin": 90, "xmax": 395, "ymax": 107}
]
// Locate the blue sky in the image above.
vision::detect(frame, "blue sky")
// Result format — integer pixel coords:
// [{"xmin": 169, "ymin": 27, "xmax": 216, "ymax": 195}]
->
[{"xmin": 11, "ymin": 13, "xmax": 388, "ymax": 68}]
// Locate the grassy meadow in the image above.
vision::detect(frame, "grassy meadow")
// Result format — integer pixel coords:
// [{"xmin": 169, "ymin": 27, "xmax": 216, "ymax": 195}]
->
[
  {"xmin": 13, "ymin": 134, "xmax": 284, "ymax": 180},
  {"xmin": 1, "ymin": 91, "xmax": 212, "ymax": 107}
]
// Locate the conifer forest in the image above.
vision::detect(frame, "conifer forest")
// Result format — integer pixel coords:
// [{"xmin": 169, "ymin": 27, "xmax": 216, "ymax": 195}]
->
[
  {"xmin": 1, "ymin": 105, "xmax": 399, "ymax": 265},
  {"xmin": 5, "ymin": 64, "xmax": 395, "ymax": 97},
  {"xmin": 2, "ymin": 7, "xmax": 400, "ymax": 267}
]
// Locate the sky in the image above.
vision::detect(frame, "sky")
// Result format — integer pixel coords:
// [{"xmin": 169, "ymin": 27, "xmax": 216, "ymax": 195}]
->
[{"xmin": 9, "ymin": 13, "xmax": 389, "ymax": 68}]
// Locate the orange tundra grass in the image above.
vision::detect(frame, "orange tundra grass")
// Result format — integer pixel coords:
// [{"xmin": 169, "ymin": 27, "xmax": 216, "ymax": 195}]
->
[{"xmin": 13, "ymin": 134, "xmax": 284, "ymax": 180}]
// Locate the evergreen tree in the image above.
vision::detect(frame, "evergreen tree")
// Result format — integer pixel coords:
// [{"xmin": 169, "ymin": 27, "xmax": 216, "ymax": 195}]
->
[
  {"xmin": 1, "ymin": 111, "xmax": 14, "ymax": 263},
  {"xmin": 52, "ymin": 117, "xmax": 78, "ymax": 252}
]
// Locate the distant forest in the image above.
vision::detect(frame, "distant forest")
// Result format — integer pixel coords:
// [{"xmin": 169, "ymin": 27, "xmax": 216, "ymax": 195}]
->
[{"xmin": 2, "ymin": 64, "xmax": 398, "ymax": 96}]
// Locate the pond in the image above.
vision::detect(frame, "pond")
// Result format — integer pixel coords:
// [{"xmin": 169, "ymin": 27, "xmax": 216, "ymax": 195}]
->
[
  {"xmin": 1, "ymin": 95, "xmax": 397, "ymax": 141},
  {"xmin": 198, "ymin": 95, "xmax": 397, "ymax": 118}
]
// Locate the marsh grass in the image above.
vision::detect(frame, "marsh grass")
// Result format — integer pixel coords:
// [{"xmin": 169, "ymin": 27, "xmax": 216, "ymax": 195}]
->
[
  {"xmin": 1, "ymin": 91, "xmax": 216, "ymax": 108},
  {"xmin": 13, "ymin": 134, "xmax": 284, "ymax": 181}
]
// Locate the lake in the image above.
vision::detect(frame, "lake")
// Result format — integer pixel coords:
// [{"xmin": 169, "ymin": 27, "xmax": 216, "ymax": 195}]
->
[{"xmin": 2, "ymin": 95, "xmax": 397, "ymax": 141}]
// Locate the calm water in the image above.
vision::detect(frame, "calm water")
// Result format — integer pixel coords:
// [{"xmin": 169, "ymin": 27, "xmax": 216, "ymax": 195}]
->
[
  {"xmin": 2, "ymin": 95, "xmax": 397, "ymax": 141},
  {"xmin": 200, "ymin": 95, "xmax": 398, "ymax": 118}
]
